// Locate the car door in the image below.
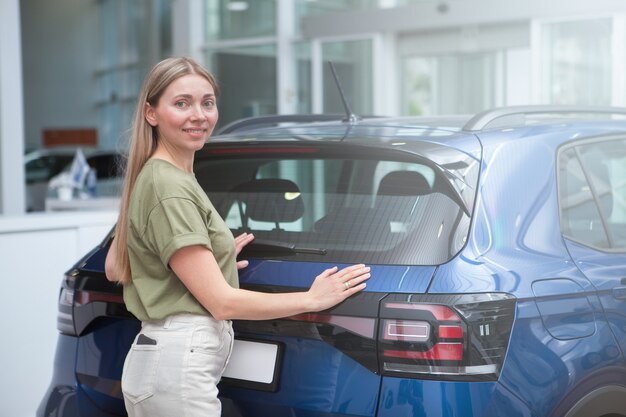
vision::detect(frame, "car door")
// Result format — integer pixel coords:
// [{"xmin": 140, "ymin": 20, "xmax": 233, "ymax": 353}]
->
[{"xmin": 558, "ymin": 135, "xmax": 626, "ymax": 360}]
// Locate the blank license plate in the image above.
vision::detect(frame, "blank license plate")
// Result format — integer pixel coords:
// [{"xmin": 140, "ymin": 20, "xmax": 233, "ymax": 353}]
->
[{"xmin": 221, "ymin": 339, "xmax": 282, "ymax": 391}]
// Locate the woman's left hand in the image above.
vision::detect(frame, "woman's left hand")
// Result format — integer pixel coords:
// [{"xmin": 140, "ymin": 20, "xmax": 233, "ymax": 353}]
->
[{"xmin": 234, "ymin": 232, "xmax": 255, "ymax": 269}]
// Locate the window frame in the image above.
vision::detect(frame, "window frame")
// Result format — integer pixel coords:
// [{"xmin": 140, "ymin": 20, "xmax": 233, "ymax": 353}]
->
[{"xmin": 194, "ymin": 140, "xmax": 476, "ymax": 265}]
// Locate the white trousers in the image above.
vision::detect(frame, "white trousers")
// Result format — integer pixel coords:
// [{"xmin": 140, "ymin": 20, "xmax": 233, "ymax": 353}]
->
[{"xmin": 121, "ymin": 313, "xmax": 234, "ymax": 417}]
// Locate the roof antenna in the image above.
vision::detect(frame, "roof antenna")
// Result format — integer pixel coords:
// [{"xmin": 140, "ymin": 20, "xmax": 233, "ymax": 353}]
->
[{"xmin": 328, "ymin": 61, "xmax": 359, "ymax": 124}]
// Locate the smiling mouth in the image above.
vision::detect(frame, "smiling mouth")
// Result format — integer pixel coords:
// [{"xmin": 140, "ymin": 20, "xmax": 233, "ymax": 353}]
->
[{"xmin": 184, "ymin": 128, "xmax": 207, "ymax": 134}]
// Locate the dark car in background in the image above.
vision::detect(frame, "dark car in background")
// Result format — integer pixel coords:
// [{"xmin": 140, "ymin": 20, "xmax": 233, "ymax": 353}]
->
[
  {"xmin": 25, "ymin": 147, "xmax": 76, "ymax": 211},
  {"xmin": 38, "ymin": 106, "xmax": 626, "ymax": 417},
  {"xmin": 25, "ymin": 148, "xmax": 123, "ymax": 211}
]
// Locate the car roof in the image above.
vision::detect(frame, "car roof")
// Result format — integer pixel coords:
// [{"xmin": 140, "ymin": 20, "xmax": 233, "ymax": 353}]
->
[
  {"xmin": 211, "ymin": 115, "xmax": 479, "ymax": 157},
  {"xmin": 211, "ymin": 106, "xmax": 626, "ymax": 153}
]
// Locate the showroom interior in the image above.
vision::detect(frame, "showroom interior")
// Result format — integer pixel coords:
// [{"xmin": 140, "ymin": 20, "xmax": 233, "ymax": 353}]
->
[{"xmin": 2, "ymin": 0, "xmax": 626, "ymax": 416}]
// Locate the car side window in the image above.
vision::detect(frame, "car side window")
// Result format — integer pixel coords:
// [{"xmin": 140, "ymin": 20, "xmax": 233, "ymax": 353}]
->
[
  {"xmin": 25, "ymin": 155, "xmax": 73, "ymax": 183},
  {"xmin": 577, "ymin": 138, "xmax": 626, "ymax": 250},
  {"xmin": 559, "ymin": 138, "xmax": 626, "ymax": 250}
]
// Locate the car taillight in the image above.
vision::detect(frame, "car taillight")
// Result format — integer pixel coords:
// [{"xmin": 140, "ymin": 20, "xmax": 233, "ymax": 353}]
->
[
  {"xmin": 57, "ymin": 271, "xmax": 79, "ymax": 335},
  {"xmin": 57, "ymin": 268, "xmax": 128, "ymax": 336},
  {"xmin": 378, "ymin": 293, "xmax": 516, "ymax": 381}
]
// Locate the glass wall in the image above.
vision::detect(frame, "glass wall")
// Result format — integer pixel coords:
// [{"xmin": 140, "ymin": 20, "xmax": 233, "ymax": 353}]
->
[
  {"xmin": 402, "ymin": 52, "xmax": 499, "ymax": 115},
  {"xmin": 294, "ymin": 0, "xmax": 378, "ymax": 23},
  {"xmin": 202, "ymin": 0, "xmax": 279, "ymax": 127},
  {"xmin": 294, "ymin": 42, "xmax": 312, "ymax": 114},
  {"xmin": 205, "ymin": 0, "xmax": 276, "ymax": 40},
  {"xmin": 293, "ymin": 0, "xmax": 425, "ymax": 27},
  {"xmin": 200, "ymin": 1, "xmax": 374, "ymax": 124},
  {"xmin": 538, "ymin": 18, "xmax": 612, "ymax": 105},
  {"xmin": 96, "ymin": 0, "xmax": 172, "ymax": 149},
  {"xmin": 322, "ymin": 39, "xmax": 373, "ymax": 115},
  {"xmin": 205, "ymin": 44, "xmax": 278, "ymax": 127}
]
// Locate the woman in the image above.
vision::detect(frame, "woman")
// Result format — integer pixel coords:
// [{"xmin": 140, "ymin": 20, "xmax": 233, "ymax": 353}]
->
[{"xmin": 105, "ymin": 56, "xmax": 370, "ymax": 417}]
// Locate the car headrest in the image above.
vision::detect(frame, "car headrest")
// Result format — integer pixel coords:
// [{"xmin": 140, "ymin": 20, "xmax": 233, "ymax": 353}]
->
[
  {"xmin": 233, "ymin": 178, "xmax": 304, "ymax": 223},
  {"xmin": 376, "ymin": 170, "xmax": 431, "ymax": 198}
]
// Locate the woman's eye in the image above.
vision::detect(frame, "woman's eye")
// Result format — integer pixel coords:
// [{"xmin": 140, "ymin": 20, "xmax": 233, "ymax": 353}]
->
[
  {"xmin": 175, "ymin": 101, "xmax": 188, "ymax": 108},
  {"xmin": 203, "ymin": 101, "xmax": 215, "ymax": 109}
]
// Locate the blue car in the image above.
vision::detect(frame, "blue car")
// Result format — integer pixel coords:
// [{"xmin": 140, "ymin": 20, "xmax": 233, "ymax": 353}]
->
[{"xmin": 38, "ymin": 106, "xmax": 626, "ymax": 417}]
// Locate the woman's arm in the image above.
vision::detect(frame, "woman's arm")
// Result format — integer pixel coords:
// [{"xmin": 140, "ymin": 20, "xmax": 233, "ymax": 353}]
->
[{"xmin": 169, "ymin": 245, "xmax": 370, "ymax": 321}]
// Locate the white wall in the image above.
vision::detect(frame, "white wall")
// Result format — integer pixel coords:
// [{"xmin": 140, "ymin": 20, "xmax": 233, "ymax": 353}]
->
[{"xmin": 0, "ymin": 211, "xmax": 117, "ymax": 417}]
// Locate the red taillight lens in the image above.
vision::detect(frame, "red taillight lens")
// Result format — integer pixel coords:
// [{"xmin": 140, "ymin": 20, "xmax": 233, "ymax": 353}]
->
[
  {"xmin": 75, "ymin": 290, "xmax": 124, "ymax": 306},
  {"xmin": 380, "ymin": 302, "xmax": 466, "ymax": 363},
  {"xmin": 378, "ymin": 293, "xmax": 516, "ymax": 381},
  {"xmin": 438, "ymin": 325, "xmax": 463, "ymax": 339},
  {"xmin": 384, "ymin": 343, "xmax": 463, "ymax": 360}
]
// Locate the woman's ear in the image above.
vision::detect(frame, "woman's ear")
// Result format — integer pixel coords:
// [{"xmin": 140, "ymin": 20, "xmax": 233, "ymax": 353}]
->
[{"xmin": 144, "ymin": 102, "xmax": 158, "ymax": 127}]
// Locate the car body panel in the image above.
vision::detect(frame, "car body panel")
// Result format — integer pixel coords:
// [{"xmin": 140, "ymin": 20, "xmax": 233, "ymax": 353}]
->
[
  {"xmin": 220, "ymin": 335, "xmax": 380, "ymax": 416},
  {"xmin": 74, "ymin": 319, "xmax": 139, "ymax": 414},
  {"xmin": 498, "ymin": 300, "xmax": 624, "ymax": 417},
  {"xmin": 565, "ymin": 239, "xmax": 626, "ymax": 361},
  {"xmin": 376, "ymin": 379, "xmax": 532, "ymax": 417},
  {"xmin": 239, "ymin": 260, "xmax": 436, "ymax": 294},
  {"xmin": 38, "ymin": 111, "xmax": 626, "ymax": 417}
]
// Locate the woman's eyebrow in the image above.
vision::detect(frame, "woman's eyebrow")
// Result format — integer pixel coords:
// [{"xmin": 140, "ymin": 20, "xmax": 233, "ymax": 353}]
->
[{"xmin": 173, "ymin": 93, "xmax": 215, "ymax": 99}]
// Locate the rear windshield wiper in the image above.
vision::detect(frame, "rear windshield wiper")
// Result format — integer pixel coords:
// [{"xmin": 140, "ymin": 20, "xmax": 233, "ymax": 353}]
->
[{"xmin": 241, "ymin": 238, "xmax": 327, "ymax": 256}]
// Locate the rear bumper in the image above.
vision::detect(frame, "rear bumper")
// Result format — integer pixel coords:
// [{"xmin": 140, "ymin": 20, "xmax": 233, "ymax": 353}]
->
[
  {"xmin": 37, "ymin": 334, "xmax": 119, "ymax": 417},
  {"xmin": 37, "ymin": 330, "xmax": 131, "ymax": 417},
  {"xmin": 39, "ymin": 333, "xmax": 532, "ymax": 417},
  {"xmin": 376, "ymin": 377, "xmax": 531, "ymax": 417}
]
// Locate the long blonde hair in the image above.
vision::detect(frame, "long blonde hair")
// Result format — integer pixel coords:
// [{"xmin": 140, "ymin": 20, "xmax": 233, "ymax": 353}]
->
[{"xmin": 112, "ymin": 57, "xmax": 219, "ymax": 284}]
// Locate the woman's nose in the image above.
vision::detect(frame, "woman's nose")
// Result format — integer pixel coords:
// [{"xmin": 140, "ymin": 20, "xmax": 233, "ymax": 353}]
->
[{"xmin": 190, "ymin": 103, "xmax": 207, "ymax": 120}]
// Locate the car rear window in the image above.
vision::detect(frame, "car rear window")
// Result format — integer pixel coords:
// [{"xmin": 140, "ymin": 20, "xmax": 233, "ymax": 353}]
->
[{"xmin": 195, "ymin": 144, "xmax": 476, "ymax": 265}]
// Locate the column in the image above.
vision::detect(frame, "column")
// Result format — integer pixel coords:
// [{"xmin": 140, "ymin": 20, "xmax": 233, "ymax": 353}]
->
[{"xmin": 0, "ymin": 0, "xmax": 26, "ymax": 215}]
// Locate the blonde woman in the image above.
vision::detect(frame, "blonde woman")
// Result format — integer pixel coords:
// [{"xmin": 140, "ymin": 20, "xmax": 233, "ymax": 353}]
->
[{"xmin": 104, "ymin": 57, "xmax": 370, "ymax": 417}]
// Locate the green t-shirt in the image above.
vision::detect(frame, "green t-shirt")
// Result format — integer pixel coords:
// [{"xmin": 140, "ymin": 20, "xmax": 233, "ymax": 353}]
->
[{"xmin": 124, "ymin": 158, "xmax": 239, "ymax": 322}]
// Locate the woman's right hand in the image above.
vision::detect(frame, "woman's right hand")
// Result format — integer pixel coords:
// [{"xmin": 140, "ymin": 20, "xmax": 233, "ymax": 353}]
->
[{"xmin": 306, "ymin": 264, "xmax": 371, "ymax": 312}]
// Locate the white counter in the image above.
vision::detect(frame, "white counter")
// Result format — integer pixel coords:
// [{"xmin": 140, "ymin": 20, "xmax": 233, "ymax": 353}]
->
[{"xmin": 0, "ymin": 210, "xmax": 117, "ymax": 417}]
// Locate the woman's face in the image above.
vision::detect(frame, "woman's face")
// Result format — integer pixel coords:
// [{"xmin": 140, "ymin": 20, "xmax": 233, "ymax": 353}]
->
[{"xmin": 145, "ymin": 73, "xmax": 219, "ymax": 153}]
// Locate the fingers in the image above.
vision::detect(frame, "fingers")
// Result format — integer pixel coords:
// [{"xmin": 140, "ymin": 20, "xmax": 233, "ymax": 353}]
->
[
  {"xmin": 334, "ymin": 263, "xmax": 367, "ymax": 278},
  {"xmin": 321, "ymin": 264, "xmax": 371, "ymax": 292},
  {"xmin": 235, "ymin": 232, "xmax": 255, "ymax": 246},
  {"xmin": 333, "ymin": 264, "xmax": 370, "ymax": 285},
  {"xmin": 234, "ymin": 233, "xmax": 255, "ymax": 256},
  {"xmin": 318, "ymin": 266, "xmax": 338, "ymax": 279},
  {"xmin": 308, "ymin": 264, "xmax": 371, "ymax": 311},
  {"xmin": 236, "ymin": 260, "xmax": 249, "ymax": 270},
  {"xmin": 345, "ymin": 282, "xmax": 367, "ymax": 296},
  {"xmin": 343, "ymin": 273, "xmax": 370, "ymax": 290}
]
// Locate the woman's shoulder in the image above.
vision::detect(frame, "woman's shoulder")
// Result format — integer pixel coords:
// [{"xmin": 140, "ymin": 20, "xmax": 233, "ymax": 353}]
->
[{"xmin": 139, "ymin": 159, "xmax": 202, "ymax": 201}]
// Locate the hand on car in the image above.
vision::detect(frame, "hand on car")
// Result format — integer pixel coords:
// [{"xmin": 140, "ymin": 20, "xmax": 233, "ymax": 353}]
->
[
  {"xmin": 234, "ymin": 232, "xmax": 255, "ymax": 269},
  {"xmin": 307, "ymin": 264, "xmax": 370, "ymax": 311}
]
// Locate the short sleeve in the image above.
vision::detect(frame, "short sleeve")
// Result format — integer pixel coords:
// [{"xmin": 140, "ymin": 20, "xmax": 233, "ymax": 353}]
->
[{"xmin": 143, "ymin": 197, "xmax": 213, "ymax": 268}]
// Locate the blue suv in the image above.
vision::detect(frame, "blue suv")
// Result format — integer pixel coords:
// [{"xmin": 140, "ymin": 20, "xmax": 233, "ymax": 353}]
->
[{"xmin": 38, "ymin": 106, "xmax": 626, "ymax": 417}]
